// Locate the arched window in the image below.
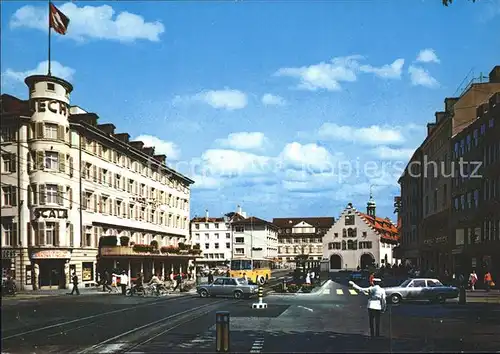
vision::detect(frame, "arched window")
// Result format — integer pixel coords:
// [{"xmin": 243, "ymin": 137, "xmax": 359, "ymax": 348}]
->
[
  {"xmin": 342, "ymin": 229, "xmax": 347, "ymax": 237},
  {"xmin": 341, "ymin": 240, "xmax": 346, "ymax": 250},
  {"xmin": 347, "ymin": 228, "xmax": 353, "ymax": 237}
]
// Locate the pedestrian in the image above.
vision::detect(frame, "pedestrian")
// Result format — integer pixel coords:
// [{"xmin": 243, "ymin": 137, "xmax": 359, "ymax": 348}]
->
[
  {"xmin": 70, "ymin": 271, "xmax": 80, "ymax": 295},
  {"xmin": 484, "ymin": 271, "xmax": 493, "ymax": 292},
  {"xmin": 369, "ymin": 272, "xmax": 375, "ymax": 286},
  {"xmin": 173, "ymin": 273, "xmax": 183, "ymax": 292},
  {"xmin": 102, "ymin": 270, "xmax": 112, "ymax": 293},
  {"xmin": 469, "ymin": 270, "xmax": 478, "ymax": 291},
  {"xmin": 117, "ymin": 270, "xmax": 128, "ymax": 295},
  {"xmin": 305, "ymin": 272, "xmax": 311, "ymax": 285},
  {"xmin": 208, "ymin": 270, "xmax": 214, "ymax": 284},
  {"xmin": 349, "ymin": 278, "xmax": 387, "ymax": 338}
]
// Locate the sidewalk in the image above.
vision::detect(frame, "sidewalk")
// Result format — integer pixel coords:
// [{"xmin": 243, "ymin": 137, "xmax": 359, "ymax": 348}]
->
[{"xmin": 465, "ymin": 289, "xmax": 500, "ymax": 304}]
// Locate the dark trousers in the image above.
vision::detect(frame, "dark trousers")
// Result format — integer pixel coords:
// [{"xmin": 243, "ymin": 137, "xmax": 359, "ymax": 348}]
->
[
  {"xmin": 102, "ymin": 281, "xmax": 112, "ymax": 292},
  {"xmin": 173, "ymin": 281, "xmax": 182, "ymax": 291},
  {"xmin": 70, "ymin": 283, "xmax": 80, "ymax": 295},
  {"xmin": 368, "ymin": 309, "xmax": 381, "ymax": 337},
  {"xmin": 121, "ymin": 284, "xmax": 127, "ymax": 295}
]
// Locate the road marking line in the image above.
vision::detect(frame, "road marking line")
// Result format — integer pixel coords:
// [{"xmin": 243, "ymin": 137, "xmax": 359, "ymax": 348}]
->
[
  {"xmin": 96, "ymin": 343, "xmax": 129, "ymax": 353},
  {"xmin": 336, "ymin": 289, "xmax": 344, "ymax": 295},
  {"xmin": 250, "ymin": 337, "xmax": 265, "ymax": 353},
  {"xmin": 298, "ymin": 305, "xmax": 313, "ymax": 312},
  {"xmin": 349, "ymin": 289, "xmax": 358, "ymax": 295}
]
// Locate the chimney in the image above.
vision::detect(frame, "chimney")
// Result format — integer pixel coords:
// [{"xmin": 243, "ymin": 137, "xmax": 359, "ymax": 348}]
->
[
  {"xmin": 444, "ymin": 97, "xmax": 459, "ymax": 113},
  {"xmin": 114, "ymin": 133, "xmax": 130, "ymax": 143},
  {"xmin": 205, "ymin": 209, "xmax": 209, "ymax": 221},
  {"xmin": 142, "ymin": 147, "xmax": 155, "ymax": 156},
  {"xmin": 435, "ymin": 111, "xmax": 446, "ymax": 124},
  {"xmin": 154, "ymin": 154, "xmax": 166, "ymax": 164},
  {"xmin": 489, "ymin": 66, "xmax": 500, "ymax": 83},
  {"xmin": 427, "ymin": 123, "xmax": 436, "ymax": 136},
  {"xmin": 97, "ymin": 123, "xmax": 116, "ymax": 135},
  {"xmin": 237, "ymin": 205, "xmax": 242, "ymax": 214},
  {"xmin": 130, "ymin": 141, "xmax": 144, "ymax": 150}
]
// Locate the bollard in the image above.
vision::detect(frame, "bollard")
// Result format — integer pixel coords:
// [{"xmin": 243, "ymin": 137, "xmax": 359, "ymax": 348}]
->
[
  {"xmin": 459, "ymin": 286, "xmax": 466, "ymax": 304},
  {"xmin": 215, "ymin": 311, "xmax": 230, "ymax": 352},
  {"xmin": 252, "ymin": 285, "xmax": 267, "ymax": 309}
]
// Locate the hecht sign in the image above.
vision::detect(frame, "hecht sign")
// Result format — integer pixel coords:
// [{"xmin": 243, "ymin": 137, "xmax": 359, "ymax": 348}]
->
[
  {"xmin": 31, "ymin": 98, "xmax": 69, "ymax": 117},
  {"xmin": 33, "ymin": 208, "xmax": 68, "ymax": 219}
]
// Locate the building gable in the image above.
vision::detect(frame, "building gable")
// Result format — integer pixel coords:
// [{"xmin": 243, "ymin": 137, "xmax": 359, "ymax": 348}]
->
[{"xmin": 294, "ymin": 221, "xmax": 314, "ymax": 228}]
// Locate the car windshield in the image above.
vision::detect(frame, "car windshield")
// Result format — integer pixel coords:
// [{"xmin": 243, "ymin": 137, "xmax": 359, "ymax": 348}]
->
[{"xmin": 399, "ymin": 279, "xmax": 412, "ymax": 287}]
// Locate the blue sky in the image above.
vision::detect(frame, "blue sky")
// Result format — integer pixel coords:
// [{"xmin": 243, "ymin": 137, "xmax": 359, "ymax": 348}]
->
[{"xmin": 2, "ymin": 0, "xmax": 499, "ymax": 221}]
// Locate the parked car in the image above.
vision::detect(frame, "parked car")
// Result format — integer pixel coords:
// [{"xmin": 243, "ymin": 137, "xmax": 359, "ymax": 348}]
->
[
  {"xmin": 197, "ymin": 277, "xmax": 258, "ymax": 299},
  {"xmin": 384, "ymin": 278, "xmax": 459, "ymax": 304}
]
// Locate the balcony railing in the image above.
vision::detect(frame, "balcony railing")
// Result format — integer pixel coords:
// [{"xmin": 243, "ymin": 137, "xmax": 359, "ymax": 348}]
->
[{"xmin": 100, "ymin": 245, "xmax": 202, "ymax": 257}]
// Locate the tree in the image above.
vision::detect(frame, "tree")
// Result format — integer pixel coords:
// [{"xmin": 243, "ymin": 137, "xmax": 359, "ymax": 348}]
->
[{"xmin": 443, "ymin": 0, "xmax": 478, "ymax": 6}]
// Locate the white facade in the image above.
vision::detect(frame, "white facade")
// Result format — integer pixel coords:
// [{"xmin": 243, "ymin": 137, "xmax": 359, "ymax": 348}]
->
[
  {"xmin": 190, "ymin": 211, "xmax": 233, "ymax": 265},
  {"xmin": 231, "ymin": 217, "xmax": 279, "ymax": 260},
  {"xmin": 1, "ymin": 75, "xmax": 193, "ymax": 290},
  {"xmin": 322, "ymin": 203, "xmax": 399, "ymax": 271}
]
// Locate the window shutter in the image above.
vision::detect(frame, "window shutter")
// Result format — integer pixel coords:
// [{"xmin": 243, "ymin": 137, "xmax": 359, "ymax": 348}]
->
[
  {"xmin": 29, "ymin": 122, "xmax": 35, "ymax": 140},
  {"xmin": 98, "ymin": 168, "xmax": 103, "ymax": 184},
  {"xmin": 27, "ymin": 185, "xmax": 32, "ymax": 206},
  {"xmin": 93, "ymin": 194, "xmax": 98, "ymax": 212},
  {"xmin": 69, "ymin": 156, "xmax": 74, "ymax": 177},
  {"xmin": 27, "ymin": 152, "xmax": 32, "ymax": 172},
  {"xmin": 57, "ymin": 185, "xmax": 64, "ymax": 205},
  {"xmin": 54, "ymin": 222, "xmax": 60, "ymax": 246},
  {"xmin": 59, "ymin": 153, "xmax": 65, "ymax": 173},
  {"xmin": 37, "ymin": 151, "xmax": 45, "ymax": 170},
  {"xmin": 82, "ymin": 191, "xmax": 87, "ymax": 210},
  {"xmin": 31, "ymin": 184, "xmax": 38, "ymax": 205},
  {"xmin": 108, "ymin": 173, "xmax": 113, "ymax": 187},
  {"xmin": 38, "ymin": 222, "xmax": 45, "ymax": 245},
  {"xmin": 69, "ymin": 187, "xmax": 73, "ymax": 209},
  {"xmin": 98, "ymin": 144, "xmax": 102, "ymax": 157},
  {"xmin": 11, "ymin": 222, "xmax": 18, "ymax": 246},
  {"xmin": 36, "ymin": 122, "xmax": 44, "ymax": 139},
  {"xmin": 69, "ymin": 224, "xmax": 74, "ymax": 247},
  {"xmin": 57, "ymin": 126, "xmax": 64, "ymax": 141},
  {"xmin": 93, "ymin": 166, "xmax": 97, "ymax": 182},
  {"xmin": 10, "ymin": 154, "xmax": 16, "ymax": 173},
  {"xmin": 39, "ymin": 185, "xmax": 46, "ymax": 205},
  {"xmin": 27, "ymin": 222, "xmax": 32, "ymax": 246}
]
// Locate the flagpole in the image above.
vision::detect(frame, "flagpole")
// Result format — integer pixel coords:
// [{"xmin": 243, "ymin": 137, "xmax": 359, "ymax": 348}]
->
[{"xmin": 48, "ymin": 1, "xmax": 52, "ymax": 76}]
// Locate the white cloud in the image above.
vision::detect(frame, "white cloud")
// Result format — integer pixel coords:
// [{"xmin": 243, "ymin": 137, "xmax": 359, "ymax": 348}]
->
[
  {"xmin": 371, "ymin": 146, "xmax": 415, "ymax": 160},
  {"xmin": 274, "ymin": 55, "xmax": 404, "ymax": 91},
  {"xmin": 416, "ymin": 49, "xmax": 440, "ymax": 64},
  {"xmin": 190, "ymin": 174, "xmax": 222, "ymax": 190},
  {"xmin": 216, "ymin": 132, "xmax": 268, "ymax": 151},
  {"xmin": 408, "ymin": 65, "xmax": 439, "ymax": 88},
  {"xmin": 2, "ymin": 61, "xmax": 75, "ymax": 83},
  {"xmin": 197, "ymin": 149, "xmax": 272, "ymax": 177},
  {"xmin": 10, "ymin": 3, "xmax": 164, "ymax": 42},
  {"xmin": 261, "ymin": 93, "xmax": 286, "ymax": 106},
  {"xmin": 133, "ymin": 135, "xmax": 180, "ymax": 160},
  {"xmin": 174, "ymin": 89, "xmax": 248, "ymax": 110},
  {"xmin": 279, "ymin": 142, "xmax": 343, "ymax": 172},
  {"xmin": 359, "ymin": 59, "xmax": 405, "ymax": 79},
  {"xmin": 274, "ymin": 55, "xmax": 361, "ymax": 91},
  {"xmin": 317, "ymin": 123, "xmax": 406, "ymax": 145}
]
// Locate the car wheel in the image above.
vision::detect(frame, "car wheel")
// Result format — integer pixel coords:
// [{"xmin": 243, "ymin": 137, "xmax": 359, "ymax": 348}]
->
[
  {"xmin": 199, "ymin": 289, "xmax": 209, "ymax": 298},
  {"xmin": 390, "ymin": 294, "xmax": 402, "ymax": 304},
  {"xmin": 436, "ymin": 294, "xmax": 446, "ymax": 304},
  {"xmin": 125, "ymin": 289, "xmax": 132, "ymax": 297},
  {"xmin": 257, "ymin": 276, "xmax": 265, "ymax": 285},
  {"xmin": 234, "ymin": 290, "xmax": 243, "ymax": 299}
]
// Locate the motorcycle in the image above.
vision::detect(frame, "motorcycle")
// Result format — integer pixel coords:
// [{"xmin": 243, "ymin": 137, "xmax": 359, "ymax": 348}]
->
[
  {"xmin": 125, "ymin": 284, "xmax": 146, "ymax": 296},
  {"xmin": 1, "ymin": 279, "xmax": 17, "ymax": 296}
]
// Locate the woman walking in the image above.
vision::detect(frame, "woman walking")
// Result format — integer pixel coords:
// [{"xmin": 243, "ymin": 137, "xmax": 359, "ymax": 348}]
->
[{"xmin": 349, "ymin": 278, "xmax": 387, "ymax": 338}]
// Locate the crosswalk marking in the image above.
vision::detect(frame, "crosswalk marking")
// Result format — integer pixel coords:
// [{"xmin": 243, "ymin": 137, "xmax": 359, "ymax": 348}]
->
[
  {"xmin": 323, "ymin": 289, "xmax": 330, "ymax": 295},
  {"xmin": 336, "ymin": 289, "xmax": 344, "ymax": 295},
  {"xmin": 349, "ymin": 289, "xmax": 358, "ymax": 295}
]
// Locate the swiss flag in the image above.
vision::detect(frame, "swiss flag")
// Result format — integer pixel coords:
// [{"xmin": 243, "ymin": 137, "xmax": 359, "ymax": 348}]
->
[{"xmin": 49, "ymin": 2, "xmax": 70, "ymax": 35}]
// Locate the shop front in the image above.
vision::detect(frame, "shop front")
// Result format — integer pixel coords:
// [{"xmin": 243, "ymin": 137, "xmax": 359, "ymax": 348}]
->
[
  {"xmin": 2, "ymin": 249, "xmax": 17, "ymax": 279},
  {"xmin": 97, "ymin": 246, "xmax": 197, "ymax": 282},
  {"xmin": 31, "ymin": 249, "xmax": 71, "ymax": 289}
]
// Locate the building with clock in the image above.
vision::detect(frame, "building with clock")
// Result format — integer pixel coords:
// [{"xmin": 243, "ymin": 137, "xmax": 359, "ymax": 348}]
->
[
  {"xmin": 322, "ymin": 196, "xmax": 400, "ymax": 271},
  {"xmin": 1, "ymin": 74, "xmax": 194, "ymax": 290}
]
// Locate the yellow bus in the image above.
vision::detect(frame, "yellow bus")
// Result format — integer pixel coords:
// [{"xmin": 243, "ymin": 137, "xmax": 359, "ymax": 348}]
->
[{"xmin": 230, "ymin": 258, "xmax": 274, "ymax": 285}]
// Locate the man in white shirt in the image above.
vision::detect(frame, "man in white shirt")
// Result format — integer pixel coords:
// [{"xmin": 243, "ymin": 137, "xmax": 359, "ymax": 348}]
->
[
  {"xmin": 113, "ymin": 270, "xmax": 128, "ymax": 295},
  {"xmin": 349, "ymin": 278, "xmax": 387, "ymax": 337}
]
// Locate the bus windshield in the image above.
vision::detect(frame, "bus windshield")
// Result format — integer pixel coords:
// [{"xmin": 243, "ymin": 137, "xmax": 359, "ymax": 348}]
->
[{"xmin": 231, "ymin": 260, "xmax": 252, "ymax": 270}]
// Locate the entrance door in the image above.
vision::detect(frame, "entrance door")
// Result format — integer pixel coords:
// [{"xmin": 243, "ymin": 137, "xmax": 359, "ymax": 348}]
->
[
  {"xmin": 39, "ymin": 260, "xmax": 65, "ymax": 288},
  {"xmin": 329, "ymin": 255, "xmax": 342, "ymax": 270},
  {"xmin": 360, "ymin": 254, "xmax": 375, "ymax": 270}
]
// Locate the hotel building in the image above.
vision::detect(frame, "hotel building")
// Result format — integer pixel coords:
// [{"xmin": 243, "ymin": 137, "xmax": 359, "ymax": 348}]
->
[{"xmin": 1, "ymin": 74, "xmax": 195, "ymax": 290}]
